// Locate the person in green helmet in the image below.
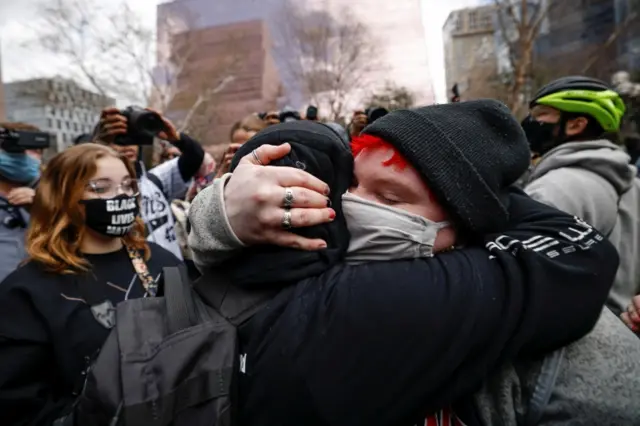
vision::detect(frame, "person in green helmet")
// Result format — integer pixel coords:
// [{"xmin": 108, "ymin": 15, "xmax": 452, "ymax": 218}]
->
[
  {"xmin": 468, "ymin": 77, "xmax": 640, "ymax": 426},
  {"xmin": 521, "ymin": 76, "xmax": 640, "ymax": 323}
]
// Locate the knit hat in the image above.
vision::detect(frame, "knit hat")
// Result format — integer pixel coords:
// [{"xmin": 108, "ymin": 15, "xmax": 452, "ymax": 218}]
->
[
  {"xmin": 362, "ymin": 99, "xmax": 531, "ymax": 233},
  {"xmin": 226, "ymin": 121, "xmax": 353, "ymax": 288}
]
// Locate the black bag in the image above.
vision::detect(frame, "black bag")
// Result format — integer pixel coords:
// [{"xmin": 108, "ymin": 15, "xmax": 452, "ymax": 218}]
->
[{"xmin": 73, "ymin": 265, "xmax": 270, "ymax": 426}]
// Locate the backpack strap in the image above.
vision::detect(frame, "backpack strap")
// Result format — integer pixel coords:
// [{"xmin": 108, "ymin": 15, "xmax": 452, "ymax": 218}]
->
[
  {"xmin": 525, "ymin": 347, "xmax": 565, "ymax": 426},
  {"xmin": 163, "ymin": 265, "xmax": 198, "ymax": 334},
  {"xmin": 193, "ymin": 269, "xmax": 274, "ymax": 326}
]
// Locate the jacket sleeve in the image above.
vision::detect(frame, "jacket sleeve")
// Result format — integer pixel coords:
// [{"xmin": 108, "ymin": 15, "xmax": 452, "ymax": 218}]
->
[
  {"xmin": 525, "ymin": 167, "xmax": 619, "ymax": 235},
  {"xmin": 0, "ymin": 284, "xmax": 65, "ymax": 426},
  {"xmin": 255, "ymin": 190, "xmax": 618, "ymax": 426},
  {"xmin": 173, "ymin": 133, "xmax": 205, "ymax": 182},
  {"xmin": 187, "ymin": 174, "xmax": 245, "ymax": 271},
  {"xmin": 147, "ymin": 135, "xmax": 205, "ymax": 202}
]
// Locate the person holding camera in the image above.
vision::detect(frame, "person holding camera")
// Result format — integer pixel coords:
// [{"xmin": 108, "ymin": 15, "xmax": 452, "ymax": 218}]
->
[
  {"xmin": 0, "ymin": 122, "xmax": 46, "ymax": 282},
  {"xmin": 95, "ymin": 107, "xmax": 205, "ymax": 260}
]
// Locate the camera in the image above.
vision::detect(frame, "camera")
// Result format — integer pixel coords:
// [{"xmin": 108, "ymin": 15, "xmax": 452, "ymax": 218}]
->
[
  {"xmin": 365, "ymin": 107, "xmax": 389, "ymax": 124},
  {"xmin": 306, "ymin": 105, "xmax": 318, "ymax": 121},
  {"xmin": 113, "ymin": 106, "xmax": 166, "ymax": 146},
  {"xmin": 0, "ymin": 127, "xmax": 52, "ymax": 153},
  {"xmin": 279, "ymin": 106, "xmax": 301, "ymax": 123}
]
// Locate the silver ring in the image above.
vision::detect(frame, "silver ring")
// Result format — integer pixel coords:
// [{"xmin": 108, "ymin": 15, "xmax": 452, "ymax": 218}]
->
[
  {"xmin": 283, "ymin": 187, "xmax": 294, "ymax": 208},
  {"xmin": 251, "ymin": 149, "xmax": 264, "ymax": 166},
  {"xmin": 282, "ymin": 208, "xmax": 292, "ymax": 229}
]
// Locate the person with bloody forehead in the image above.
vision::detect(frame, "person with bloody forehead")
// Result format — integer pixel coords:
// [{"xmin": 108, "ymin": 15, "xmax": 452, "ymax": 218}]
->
[{"xmin": 187, "ymin": 102, "xmax": 618, "ymax": 426}]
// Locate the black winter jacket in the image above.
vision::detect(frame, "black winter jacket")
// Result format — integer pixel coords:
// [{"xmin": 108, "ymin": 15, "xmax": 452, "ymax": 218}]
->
[{"xmin": 232, "ymin": 191, "xmax": 617, "ymax": 426}]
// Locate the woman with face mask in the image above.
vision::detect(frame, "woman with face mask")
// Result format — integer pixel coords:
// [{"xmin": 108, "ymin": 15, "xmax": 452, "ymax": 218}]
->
[{"xmin": 0, "ymin": 143, "xmax": 182, "ymax": 426}]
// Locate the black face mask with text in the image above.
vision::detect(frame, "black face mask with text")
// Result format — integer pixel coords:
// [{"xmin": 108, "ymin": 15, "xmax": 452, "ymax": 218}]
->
[
  {"xmin": 521, "ymin": 115, "xmax": 560, "ymax": 157},
  {"xmin": 81, "ymin": 195, "xmax": 139, "ymax": 237}
]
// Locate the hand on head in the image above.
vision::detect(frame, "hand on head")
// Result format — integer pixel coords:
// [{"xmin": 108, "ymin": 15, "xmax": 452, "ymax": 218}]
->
[{"xmin": 223, "ymin": 143, "xmax": 335, "ymax": 250}]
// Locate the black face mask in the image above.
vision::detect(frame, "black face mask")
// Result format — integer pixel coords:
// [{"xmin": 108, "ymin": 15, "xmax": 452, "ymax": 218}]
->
[
  {"xmin": 521, "ymin": 115, "xmax": 559, "ymax": 157},
  {"xmin": 81, "ymin": 194, "xmax": 139, "ymax": 237}
]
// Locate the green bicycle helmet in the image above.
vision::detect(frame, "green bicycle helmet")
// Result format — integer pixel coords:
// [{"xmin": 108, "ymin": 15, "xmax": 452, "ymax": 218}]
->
[{"xmin": 530, "ymin": 76, "xmax": 626, "ymax": 133}]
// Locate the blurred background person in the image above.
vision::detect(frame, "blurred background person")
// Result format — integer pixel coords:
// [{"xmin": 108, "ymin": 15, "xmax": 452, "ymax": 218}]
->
[
  {"xmin": 263, "ymin": 111, "xmax": 281, "ymax": 126},
  {"xmin": 94, "ymin": 107, "xmax": 205, "ymax": 260},
  {"xmin": 215, "ymin": 113, "xmax": 267, "ymax": 178},
  {"xmin": 173, "ymin": 151, "xmax": 217, "ymax": 280},
  {"xmin": 521, "ymin": 76, "xmax": 640, "ymax": 321},
  {"xmin": 0, "ymin": 143, "xmax": 182, "ymax": 426},
  {"xmin": 347, "ymin": 107, "xmax": 388, "ymax": 140},
  {"xmin": 0, "ymin": 122, "xmax": 45, "ymax": 282},
  {"xmin": 159, "ymin": 143, "xmax": 182, "ymax": 164}
]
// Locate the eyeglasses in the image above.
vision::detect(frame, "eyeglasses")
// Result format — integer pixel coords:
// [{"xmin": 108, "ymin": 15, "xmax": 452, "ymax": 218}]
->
[
  {"xmin": 86, "ymin": 178, "xmax": 139, "ymax": 199},
  {"xmin": 161, "ymin": 153, "xmax": 179, "ymax": 161}
]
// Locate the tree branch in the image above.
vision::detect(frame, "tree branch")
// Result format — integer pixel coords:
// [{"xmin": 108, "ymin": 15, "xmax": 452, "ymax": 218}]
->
[{"xmin": 581, "ymin": 12, "xmax": 638, "ymax": 74}]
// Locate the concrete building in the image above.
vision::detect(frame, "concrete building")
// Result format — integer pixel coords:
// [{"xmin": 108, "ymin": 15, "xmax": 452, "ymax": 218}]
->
[
  {"xmin": 4, "ymin": 77, "xmax": 114, "ymax": 155},
  {"xmin": 158, "ymin": 0, "xmax": 434, "ymax": 135},
  {"xmin": 443, "ymin": 4, "xmax": 499, "ymax": 100}
]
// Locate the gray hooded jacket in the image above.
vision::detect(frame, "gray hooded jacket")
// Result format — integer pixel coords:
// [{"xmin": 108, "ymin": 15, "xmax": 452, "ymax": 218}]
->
[
  {"xmin": 525, "ymin": 140, "xmax": 640, "ymax": 316},
  {"xmin": 474, "ymin": 307, "xmax": 640, "ymax": 426}
]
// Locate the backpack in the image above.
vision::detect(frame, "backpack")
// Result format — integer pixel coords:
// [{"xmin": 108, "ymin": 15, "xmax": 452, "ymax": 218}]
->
[{"xmin": 71, "ymin": 265, "xmax": 271, "ymax": 426}]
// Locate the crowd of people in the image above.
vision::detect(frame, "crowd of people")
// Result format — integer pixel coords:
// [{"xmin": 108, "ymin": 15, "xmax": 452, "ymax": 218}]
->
[{"xmin": 0, "ymin": 74, "xmax": 639, "ymax": 426}]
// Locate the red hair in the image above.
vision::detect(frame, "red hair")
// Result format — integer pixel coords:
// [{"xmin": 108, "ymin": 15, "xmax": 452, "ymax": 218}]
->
[{"xmin": 350, "ymin": 133, "xmax": 409, "ymax": 170}]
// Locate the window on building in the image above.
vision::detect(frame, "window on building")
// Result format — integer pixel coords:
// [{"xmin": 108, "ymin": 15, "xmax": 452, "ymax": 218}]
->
[
  {"xmin": 57, "ymin": 120, "xmax": 62, "ymax": 130},
  {"xmin": 47, "ymin": 118, "xmax": 53, "ymax": 129},
  {"xmin": 468, "ymin": 11, "xmax": 478, "ymax": 30},
  {"xmin": 481, "ymin": 10, "xmax": 493, "ymax": 28},
  {"xmin": 452, "ymin": 13, "xmax": 463, "ymax": 32}
]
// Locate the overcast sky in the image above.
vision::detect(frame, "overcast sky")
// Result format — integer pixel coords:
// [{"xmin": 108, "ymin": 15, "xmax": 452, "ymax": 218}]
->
[{"xmin": 0, "ymin": 0, "xmax": 481, "ymax": 103}]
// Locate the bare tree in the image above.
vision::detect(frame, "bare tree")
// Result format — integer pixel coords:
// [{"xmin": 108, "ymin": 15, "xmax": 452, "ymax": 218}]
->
[
  {"xmin": 581, "ymin": 2, "xmax": 639, "ymax": 76},
  {"xmin": 492, "ymin": 0, "xmax": 560, "ymax": 116},
  {"xmin": 26, "ymin": 0, "xmax": 239, "ymax": 133},
  {"xmin": 273, "ymin": 1, "xmax": 380, "ymax": 121},
  {"xmin": 365, "ymin": 84, "xmax": 416, "ymax": 111}
]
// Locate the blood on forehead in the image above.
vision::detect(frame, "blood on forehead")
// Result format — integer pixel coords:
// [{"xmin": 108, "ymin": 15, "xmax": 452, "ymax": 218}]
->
[
  {"xmin": 351, "ymin": 133, "xmax": 437, "ymax": 203},
  {"xmin": 351, "ymin": 133, "xmax": 410, "ymax": 170}
]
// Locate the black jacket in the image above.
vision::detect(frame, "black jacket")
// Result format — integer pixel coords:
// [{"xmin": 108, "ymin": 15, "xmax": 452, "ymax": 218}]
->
[
  {"xmin": 232, "ymin": 191, "xmax": 618, "ymax": 426},
  {"xmin": 0, "ymin": 243, "xmax": 182, "ymax": 426}
]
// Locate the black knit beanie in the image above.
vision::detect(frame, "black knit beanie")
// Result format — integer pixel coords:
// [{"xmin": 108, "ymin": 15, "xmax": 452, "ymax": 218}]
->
[
  {"xmin": 362, "ymin": 99, "xmax": 531, "ymax": 233},
  {"xmin": 225, "ymin": 121, "xmax": 353, "ymax": 288}
]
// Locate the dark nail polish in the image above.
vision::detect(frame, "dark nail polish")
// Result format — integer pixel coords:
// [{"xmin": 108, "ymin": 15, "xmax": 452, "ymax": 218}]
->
[
  {"xmin": 324, "ymin": 187, "xmax": 330, "ymax": 195},
  {"xmin": 326, "ymin": 199, "xmax": 332, "ymax": 207}
]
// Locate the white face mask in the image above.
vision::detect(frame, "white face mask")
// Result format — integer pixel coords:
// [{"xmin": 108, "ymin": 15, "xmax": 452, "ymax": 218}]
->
[{"xmin": 342, "ymin": 192, "xmax": 450, "ymax": 263}]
